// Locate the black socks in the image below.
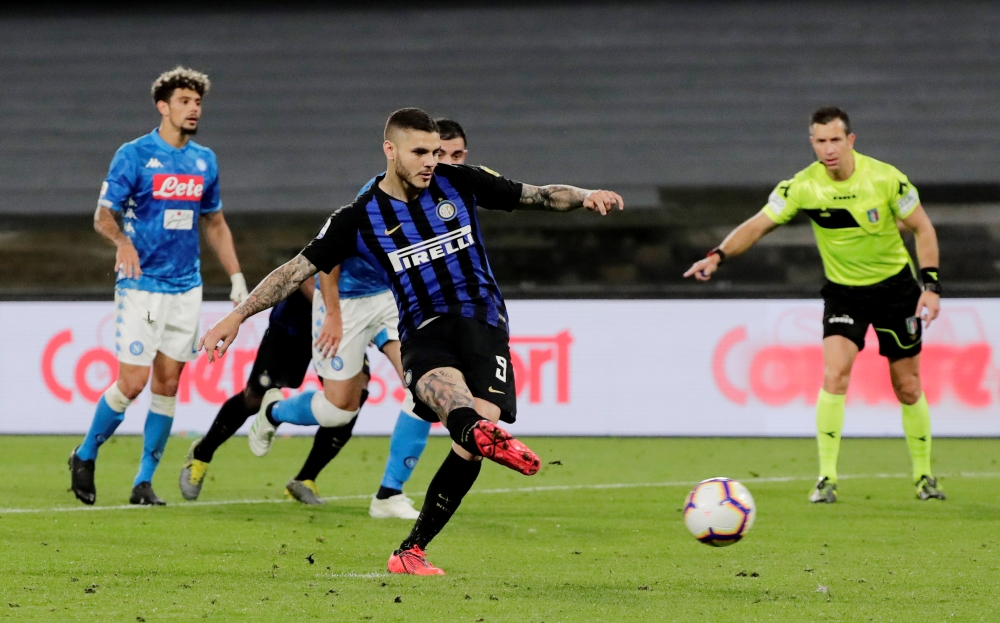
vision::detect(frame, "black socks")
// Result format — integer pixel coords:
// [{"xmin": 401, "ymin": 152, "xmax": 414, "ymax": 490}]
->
[
  {"xmin": 399, "ymin": 450, "xmax": 482, "ymax": 551},
  {"xmin": 295, "ymin": 416, "xmax": 358, "ymax": 482},
  {"xmin": 376, "ymin": 486, "xmax": 403, "ymax": 500},
  {"xmin": 265, "ymin": 403, "xmax": 280, "ymax": 427},
  {"xmin": 293, "ymin": 389, "xmax": 367, "ymax": 482},
  {"xmin": 193, "ymin": 393, "xmax": 256, "ymax": 462},
  {"xmin": 445, "ymin": 407, "xmax": 486, "ymax": 455}
]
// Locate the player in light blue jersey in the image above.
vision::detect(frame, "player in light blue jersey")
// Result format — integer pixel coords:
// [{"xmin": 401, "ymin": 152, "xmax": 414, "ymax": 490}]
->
[{"xmin": 69, "ymin": 67, "xmax": 247, "ymax": 506}]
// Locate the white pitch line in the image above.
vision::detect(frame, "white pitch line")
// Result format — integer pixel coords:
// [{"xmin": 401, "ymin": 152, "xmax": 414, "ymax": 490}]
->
[{"xmin": 3, "ymin": 471, "xmax": 997, "ymax": 515}]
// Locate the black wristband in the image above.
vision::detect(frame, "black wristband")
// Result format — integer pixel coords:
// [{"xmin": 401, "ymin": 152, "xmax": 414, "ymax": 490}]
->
[
  {"xmin": 921, "ymin": 267, "xmax": 941, "ymax": 294},
  {"xmin": 707, "ymin": 247, "xmax": 726, "ymax": 264}
]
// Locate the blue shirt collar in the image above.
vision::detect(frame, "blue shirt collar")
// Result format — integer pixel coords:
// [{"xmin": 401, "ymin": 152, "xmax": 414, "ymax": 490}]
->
[{"xmin": 150, "ymin": 127, "xmax": 191, "ymax": 153}]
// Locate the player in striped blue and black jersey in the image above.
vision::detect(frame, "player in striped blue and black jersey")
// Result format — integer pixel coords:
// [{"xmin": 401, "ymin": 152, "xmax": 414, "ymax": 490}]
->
[{"xmin": 199, "ymin": 107, "xmax": 623, "ymax": 575}]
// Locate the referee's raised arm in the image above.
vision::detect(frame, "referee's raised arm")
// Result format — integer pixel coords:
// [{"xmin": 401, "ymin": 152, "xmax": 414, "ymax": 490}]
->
[{"xmin": 683, "ymin": 211, "xmax": 780, "ymax": 281}]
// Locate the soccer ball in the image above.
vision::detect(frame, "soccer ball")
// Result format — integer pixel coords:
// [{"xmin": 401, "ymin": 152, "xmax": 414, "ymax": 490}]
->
[{"xmin": 683, "ymin": 477, "xmax": 756, "ymax": 547}]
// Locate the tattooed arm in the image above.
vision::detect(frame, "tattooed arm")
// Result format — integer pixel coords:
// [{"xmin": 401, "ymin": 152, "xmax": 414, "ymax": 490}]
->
[
  {"xmin": 199, "ymin": 254, "xmax": 319, "ymax": 361},
  {"xmin": 233, "ymin": 254, "xmax": 318, "ymax": 321},
  {"xmin": 519, "ymin": 184, "xmax": 624, "ymax": 215}
]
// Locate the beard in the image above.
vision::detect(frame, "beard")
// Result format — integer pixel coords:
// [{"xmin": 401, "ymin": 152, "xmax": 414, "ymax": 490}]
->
[
  {"xmin": 180, "ymin": 125, "xmax": 198, "ymax": 136},
  {"xmin": 394, "ymin": 159, "xmax": 431, "ymax": 189},
  {"xmin": 394, "ymin": 160, "xmax": 417, "ymax": 187}
]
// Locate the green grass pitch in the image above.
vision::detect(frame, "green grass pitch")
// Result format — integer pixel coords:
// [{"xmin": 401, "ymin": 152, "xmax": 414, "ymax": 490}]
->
[{"xmin": 0, "ymin": 435, "xmax": 997, "ymax": 622}]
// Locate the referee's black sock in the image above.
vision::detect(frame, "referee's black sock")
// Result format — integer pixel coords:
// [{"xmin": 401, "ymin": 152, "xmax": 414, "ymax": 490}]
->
[
  {"xmin": 444, "ymin": 407, "xmax": 486, "ymax": 456},
  {"xmin": 294, "ymin": 390, "xmax": 366, "ymax": 482},
  {"xmin": 295, "ymin": 416, "xmax": 357, "ymax": 482},
  {"xmin": 399, "ymin": 450, "xmax": 481, "ymax": 551},
  {"xmin": 193, "ymin": 393, "xmax": 255, "ymax": 463}
]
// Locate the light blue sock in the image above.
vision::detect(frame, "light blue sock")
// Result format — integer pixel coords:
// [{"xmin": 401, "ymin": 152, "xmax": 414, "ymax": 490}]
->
[
  {"xmin": 271, "ymin": 391, "xmax": 319, "ymax": 426},
  {"xmin": 134, "ymin": 412, "xmax": 173, "ymax": 486},
  {"xmin": 381, "ymin": 411, "xmax": 432, "ymax": 490},
  {"xmin": 78, "ymin": 396, "xmax": 126, "ymax": 461}
]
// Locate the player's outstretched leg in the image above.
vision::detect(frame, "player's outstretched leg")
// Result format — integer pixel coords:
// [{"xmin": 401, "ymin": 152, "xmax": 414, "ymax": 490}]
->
[
  {"xmin": 131, "ymin": 395, "xmax": 174, "ymax": 506},
  {"xmin": 388, "ymin": 450, "xmax": 482, "ymax": 575},
  {"xmin": 811, "ymin": 389, "xmax": 844, "ymax": 503},
  {"xmin": 180, "ymin": 391, "xmax": 258, "ymax": 500},
  {"xmin": 371, "ymin": 398, "xmax": 430, "ymax": 519},
  {"xmin": 286, "ymin": 415, "xmax": 359, "ymax": 505},
  {"xmin": 902, "ymin": 393, "xmax": 944, "ymax": 500},
  {"xmin": 257, "ymin": 386, "xmax": 361, "ymax": 457},
  {"xmin": 71, "ymin": 384, "xmax": 133, "ymax": 504},
  {"xmin": 445, "ymin": 407, "xmax": 540, "ymax": 475}
]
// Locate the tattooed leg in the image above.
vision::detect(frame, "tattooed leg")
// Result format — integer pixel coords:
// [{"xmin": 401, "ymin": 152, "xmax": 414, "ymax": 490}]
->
[
  {"xmin": 415, "ymin": 367, "xmax": 502, "ymax": 459},
  {"xmin": 415, "ymin": 367, "xmax": 476, "ymax": 424}
]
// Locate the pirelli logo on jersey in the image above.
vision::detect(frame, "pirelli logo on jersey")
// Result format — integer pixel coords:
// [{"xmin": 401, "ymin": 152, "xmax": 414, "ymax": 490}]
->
[
  {"xmin": 387, "ymin": 226, "xmax": 474, "ymax": 273},
  {"xmin": 152, "ymin": 174, "xmax": 204, "ymax": 201}
]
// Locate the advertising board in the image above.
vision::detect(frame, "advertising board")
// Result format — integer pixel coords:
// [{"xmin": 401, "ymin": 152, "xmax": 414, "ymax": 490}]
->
[{"xmin": 3, "ymin": 299, "xmax": 998, "ymax": 436}]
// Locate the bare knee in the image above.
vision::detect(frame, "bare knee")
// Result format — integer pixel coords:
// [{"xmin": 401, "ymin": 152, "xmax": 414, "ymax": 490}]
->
[
  {"xmin": 116, "ymin": 368, "xmax": 148, "ymax": 400},
  {"xmin": 117, "ymin": 378, "xmax": 147, "ymax": 400},
  {"xmin": 893, "ymin": 378, "xmax": 922, "ymax": 405},
  {"xmin": 323, "ymin": 380, "xmax": 362, "ymax": 411},
  {"xmin": 822, "ymin": 368, "xmax": 851, "ymax": 395},
  {"xmin": 152, "ymin": 377, "xmax": 180, "ymax": 397}
]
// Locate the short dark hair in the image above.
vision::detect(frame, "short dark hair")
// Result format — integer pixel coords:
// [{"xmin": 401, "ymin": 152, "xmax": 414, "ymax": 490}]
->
[
  {"xmin": 435, "ymin": 118, "xmax": 466, "ymax": 144},
  {"xmin": 152, "ymin": 66, "xmax": 210, "ymax": 104},
  {"xmin": 811, "ymin": 107, "xmax": 851, "ymax": 134},
  {"xmin": 384, "ymin": 108, "xmax": 438, "ymax": 139}
]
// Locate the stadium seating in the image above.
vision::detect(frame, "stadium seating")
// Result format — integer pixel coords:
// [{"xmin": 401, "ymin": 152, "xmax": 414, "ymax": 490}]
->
[{"xmin": 1, "ymin": 3, "xmax": 999, "ymax": 296}]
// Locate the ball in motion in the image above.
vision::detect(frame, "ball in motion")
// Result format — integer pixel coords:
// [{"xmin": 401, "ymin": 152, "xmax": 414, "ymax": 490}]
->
[{"xmin": 683, "ymin": 477, "xmax": 756, "ymax": 547}]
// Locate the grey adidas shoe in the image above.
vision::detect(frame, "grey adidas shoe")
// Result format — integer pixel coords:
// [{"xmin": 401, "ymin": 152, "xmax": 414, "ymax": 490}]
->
[
  {"xmin": 179, "ymin": 439, "xmax": 209, "ymax": 501},
  {"xmin": 285, "ymin": 479, "xmax": 325, "ymax": 505},
  {"xmin": 131, "ymin": 481, "xmax": 166, "ymax": 506},
  {"xmin": 916, "ymin": 475, "xmax": 946, "ymax": 500},
  {"xmin": 809, "ymin": 477, "xmax": 838, "ymax": 503}
]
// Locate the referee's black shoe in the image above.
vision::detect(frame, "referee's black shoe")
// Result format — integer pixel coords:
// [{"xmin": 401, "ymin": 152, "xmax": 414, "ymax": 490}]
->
[
  {"xmin": 130, "ymin": 482, "xmax": 166, "ymax": 506},
  {"xmin": 68, "ymin": 447, "xmax": 96, "ymax": 505}
]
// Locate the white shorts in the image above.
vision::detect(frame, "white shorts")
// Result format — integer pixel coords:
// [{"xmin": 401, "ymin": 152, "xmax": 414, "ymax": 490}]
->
[
  {"xmin": 313, "ymin": 290, "xmax": 399, "ymax": 380},
  {"xmin": 114, "ymin": 286, "xmax": 202, "ymax": 367}
]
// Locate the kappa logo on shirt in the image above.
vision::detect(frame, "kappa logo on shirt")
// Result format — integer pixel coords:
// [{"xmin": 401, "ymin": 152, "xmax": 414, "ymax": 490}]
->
[
  {"xmin": 145, "ymin": 158, "xmax": 164, "ymax": 169},
  {"xmin": 386, "ymin": 226, "xmax": 474, "ymax": 273},
  {"xmin": 152, "ymin": 174, "xmax": 204, "ymax": 201}
]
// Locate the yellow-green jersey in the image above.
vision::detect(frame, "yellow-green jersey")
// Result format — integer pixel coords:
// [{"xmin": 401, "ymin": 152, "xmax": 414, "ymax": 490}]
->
[{"xmin": 761, "ymin": 151, "xmax": 920, "ymax": 286}]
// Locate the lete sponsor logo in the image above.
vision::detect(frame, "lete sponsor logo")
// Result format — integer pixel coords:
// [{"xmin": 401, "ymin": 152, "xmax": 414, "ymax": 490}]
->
[
  {"xmin": 41, "ymin": 325, "xmax": 573, "ymax": 406},
  {"xmin": 152, "ymin": 174, "xmax": 204, "ymax": 201},
  {"xmin": 712, "ymin": 308, "xmax": 993, "ymax": 407}
]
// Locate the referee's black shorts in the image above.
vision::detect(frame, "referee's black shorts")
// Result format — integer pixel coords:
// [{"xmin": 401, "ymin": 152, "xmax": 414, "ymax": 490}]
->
[
  {"xmin": 401, "ymin": 315, "xmax": 517, "ymax": 424},
  {"xmin": 821, "ymin": 267, "xmax": 923, "ymax": 359}
]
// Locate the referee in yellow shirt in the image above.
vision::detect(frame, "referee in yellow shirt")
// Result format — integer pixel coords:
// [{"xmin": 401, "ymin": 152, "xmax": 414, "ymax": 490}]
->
[{"xmin": 685, "ymin": 107, "xmax": 944, "ymax": 503}]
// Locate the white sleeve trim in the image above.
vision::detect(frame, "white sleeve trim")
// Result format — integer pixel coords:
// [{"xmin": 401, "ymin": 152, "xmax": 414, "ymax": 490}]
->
[{"xmin": 897, "ymin": 187, "xmax": 919, "ymax": 216}]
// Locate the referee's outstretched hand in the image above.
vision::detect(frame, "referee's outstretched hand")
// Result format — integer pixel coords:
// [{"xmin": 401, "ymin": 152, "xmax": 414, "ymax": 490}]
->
[
  {"xmin": 199, "ymin": 312, "xmax": 242, "ymax": 362},
  {"xmin": 683, "ymin": 255, "xmax": 721, "ymax": 281},
  {"xmin": 916, "ymin": 291, "xmax": 940, "ymax": 328}
]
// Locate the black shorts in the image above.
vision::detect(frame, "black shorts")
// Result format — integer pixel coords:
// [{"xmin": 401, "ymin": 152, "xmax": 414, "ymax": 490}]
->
[
  {"xmin": 401, "ymin": 315, "xmax": 516, "ymax": 424},
  {"xmin": 821, "ymin": 267, "xmax": 923, "ymax": 359},
  {"xmin": 246, "ymin": 326, "xmax": 314, "ymax": 394}
]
